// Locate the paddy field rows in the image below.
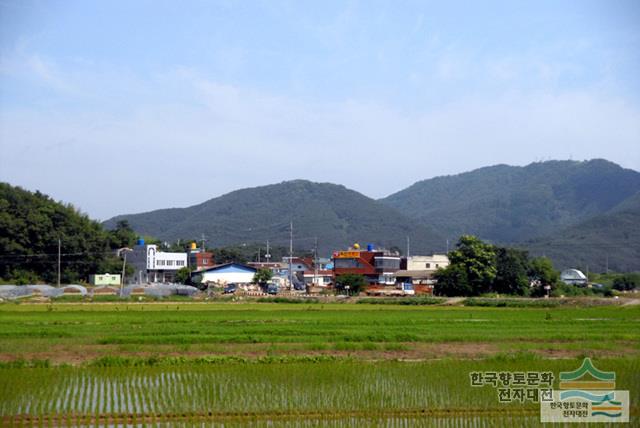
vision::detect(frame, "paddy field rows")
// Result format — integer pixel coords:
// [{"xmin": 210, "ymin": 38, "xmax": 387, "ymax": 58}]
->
[{"xmin": 0, "ymin": 301, "xmax": 638, "ymax": 426}]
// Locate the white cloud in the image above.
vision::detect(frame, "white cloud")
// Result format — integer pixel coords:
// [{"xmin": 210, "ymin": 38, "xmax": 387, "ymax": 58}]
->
[{"xmin": 1, "ymin": 56, "xmax": 639, "ymax": 220}]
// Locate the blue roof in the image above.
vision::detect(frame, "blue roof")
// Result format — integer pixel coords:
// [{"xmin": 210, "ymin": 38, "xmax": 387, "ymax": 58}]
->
[{"xmin": 199, "ymin": 263, "xmax": 257, "ymax": 274}]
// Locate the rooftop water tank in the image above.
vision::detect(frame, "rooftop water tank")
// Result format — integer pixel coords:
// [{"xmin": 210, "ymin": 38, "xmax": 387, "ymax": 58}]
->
[
  {"xmin": 367, "ymin": 243, "xmax": 374, "ymax": 251},
  {"xmin": 137, "ymin": 238, "xmax": 145, "ymax": 246}
]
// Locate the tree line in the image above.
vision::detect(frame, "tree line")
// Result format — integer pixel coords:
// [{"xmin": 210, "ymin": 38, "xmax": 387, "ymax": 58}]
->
[
  {"xmin": 0, "ymin": 183, "xmax": 299, "ymax": 285},
  {"xmin": 0, "ymin": 184, "xmax": 141, "ymax": 284},
  {"xmin": 433, "ymin": 235, "xmax": 637, "ymax": 297}
]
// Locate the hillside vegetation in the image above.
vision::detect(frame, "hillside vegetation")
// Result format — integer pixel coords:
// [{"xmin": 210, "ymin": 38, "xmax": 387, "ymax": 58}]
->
[
  {"xmin": 522, "ymin": 191, "xmax": 640, "ymax": 271},
  {"xmin": 0, "ymin": 183, "xmax": 125, "ymax": 283},
  {"xmin": 381, "ymin": 159, "xmax": 640, "ymax": 244},
  {"xmin": 103, "ymin": 160, "xmax": 640, "ymax": 271},
  {"xmin": 104, "ymin": 180, "xmax": 445, "ymax": 254}
]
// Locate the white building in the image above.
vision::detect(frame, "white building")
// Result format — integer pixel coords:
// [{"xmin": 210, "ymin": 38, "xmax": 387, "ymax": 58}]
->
[
  {"xmin": 406, "ymin": 255, "xmax": 450, "ymax": 272},
  {"xmin": 303, "ymin": 270, "xmax": 334, "ymax": 287},
  {"xmin": 195, "ymin": 263, "xmax": 257, "ymax": 286},
  {"xmin": 127, "ymin": 241, "xmax": 188, "ymax": 283}
]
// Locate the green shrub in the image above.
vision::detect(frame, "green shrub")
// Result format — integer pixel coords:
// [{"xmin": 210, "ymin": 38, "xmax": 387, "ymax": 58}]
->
[
  {"xmin": 357, "ymin": 297, "xmax": 445, "ymax": 306},
  {"xmin": 463, "ymin": 298, "xmax": 562, "ymax": 308},
  {"xmin": 256, "ymin": 297, "xmax": 319, "ymax": 304}
]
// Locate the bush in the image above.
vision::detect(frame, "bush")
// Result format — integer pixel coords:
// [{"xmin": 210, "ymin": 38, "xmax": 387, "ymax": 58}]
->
[
  {"xmin": 550, "ymin": 283, "xmax": 594, "ymax": 297},
  {"xmin": 357, "ymin": 297, "xmax": 445, "ymax": 306},
  {"xmin": 612, "ymin": 274, "xmax": 640, "ymax": 291},
  {"xmin": 256, "ymin": 297, "xmax": 319, "ymax": 304},
  {"xmin": 463, "ymin": 298, "xmax": 563, "ymax": 308},
  {"xmin": 335, "ymin": 274, "xmax": 367, "ymax": 294}
]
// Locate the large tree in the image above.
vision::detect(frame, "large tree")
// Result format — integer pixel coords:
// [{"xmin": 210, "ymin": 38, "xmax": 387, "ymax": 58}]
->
[
  {"xmin": 434, "ymin": 264, "xmax": 472, "ymax": 296},
  {"xmin": 493, "ymin": 247, "xmax": 530, "ymax": 296},
  {"xmin": 528, "ymin": 257, "xmax": 559, "ymax": 296},
  {"xmin": 446, "ymin": 235, "xmax": 497, "ymax": 295},
  {"xmin": 107, "ymin": 220, "xmax": 137, "ymax": 249}
]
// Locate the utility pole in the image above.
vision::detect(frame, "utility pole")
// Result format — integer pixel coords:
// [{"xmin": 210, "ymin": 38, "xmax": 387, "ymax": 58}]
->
[
  {"xmin": 57, "ymin": 239, "xmax": 61, "ymax": 288},
  {"xmin": 120, "ymin": 248, "xmax": 132, "ymax": 296},
  {"xmin": 289, "ymin": 221, "xmax": 293, "ymax": 290},
  {"xmin": 406, "ymin": 236, "xmax": 410, "ymax": 258},
  {"xmin": 201, "ymin": 233, "xmax": 206, "ymax": 252},
  {"xmin": 265, "ymin": 240, "xmax": 271, "ymax": 262},
  {"xmin": 258, "ymin": 247, "xmax": 261, "ymax": 263},
  {"xmin": 446, "ymin": 239, "xmax": 449, "ymax": 253},
  {"xmin": 121, "ymin": 251, "xmax": 128, "ymax": 297},
  {"xmin": 314, "ymin": 237, "xmax": 318, "ymax": 286}
]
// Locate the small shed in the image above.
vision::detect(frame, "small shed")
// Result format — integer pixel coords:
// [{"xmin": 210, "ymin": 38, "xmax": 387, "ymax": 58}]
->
[
  {"xmin": 89, "ymin": 273, "xmax": 121, "ymax": 286},
  {"xmin": 560, "ymin": 269, "xmax": 588, "ymax": 286}
]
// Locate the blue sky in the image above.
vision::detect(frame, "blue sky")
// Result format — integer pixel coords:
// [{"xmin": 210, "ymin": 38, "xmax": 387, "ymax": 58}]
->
[{"xmin": 1, "ymin": 0, "xmax": 639, "ymax": 219}]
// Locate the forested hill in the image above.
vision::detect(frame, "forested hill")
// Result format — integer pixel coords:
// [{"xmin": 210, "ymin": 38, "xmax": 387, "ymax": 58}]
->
[
  {"xmin": 104, "ymin": 180, "xmax": 446, "ymax": 255},
  {"xmin": 521, "ymin": 191, "xmax": 640, "ymax": 272},
  {"xmin": 0, "ymin": 183, "xmax": 122, "ymax": 283},
  {"xmin": 381, "ymin": 159, "xmax": 640, "ymax": 244}
]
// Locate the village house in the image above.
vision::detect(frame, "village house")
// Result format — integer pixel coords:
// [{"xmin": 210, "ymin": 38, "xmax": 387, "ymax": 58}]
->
[
  {"xmin": 187, "ymin": 242, "xmax": 215, "ymax": 270},
  {"xmin": 332, "ymin": 244, "xmax": 401, "ymax": 286},
  {"xmin": 193, "ymin": 262, "xmax": 257, "ymax": 286},
  {"xmin": 126, "ymin": 239, "xmax": 188, "ymax": 283},
  {"xmin": 395, "ymin": 254, "xmax": 450, "ymax": 294}
]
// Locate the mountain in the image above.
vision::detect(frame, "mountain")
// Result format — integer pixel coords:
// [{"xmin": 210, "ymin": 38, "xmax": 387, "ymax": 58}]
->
[
  {"xmin": 103, "ymin": 180, "xmax": 446, "ymax": 255},
  {"xmin": 381, "ymin": 159, "xmax": 640, "ymax": 244},
  {"xmin": 521, "ymin": 192, "xmax": 640, "ymax": 272}
]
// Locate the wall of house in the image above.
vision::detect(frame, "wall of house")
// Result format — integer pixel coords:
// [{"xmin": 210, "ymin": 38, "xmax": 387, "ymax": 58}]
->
[
  {"xmin": 153, "ymin": 247, "xmax": 187, "ymax": 270},
  {"xmin": 406, "ymin": 255, "xmax": 450, "ymax": 271},
  {"xmin": 202, "ymin": 272, "xmax": 254, "ymax": 285}
]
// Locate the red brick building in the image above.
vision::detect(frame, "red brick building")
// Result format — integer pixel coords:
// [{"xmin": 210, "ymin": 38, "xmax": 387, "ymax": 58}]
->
[
  {"xmin": 189, "ymin": 250, "xmax": 215, "ymax": 270},
  {"xmin": 332, "ymin": 249, "xmax": 401, "ymax": 285}
]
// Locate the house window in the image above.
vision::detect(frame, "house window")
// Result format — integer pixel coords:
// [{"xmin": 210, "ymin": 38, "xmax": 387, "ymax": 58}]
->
[
  {"xmin": 202, "ymin": 259, "xmax": 207, "ymax": 264},
  {"xmin": 426, "ymin": 263, "xmax": 431, "ymax": 268},
  {"xmin": 334, "ymin": 258, "xmax": 362, "ymax": 268},
  {"xmin": 436, "ymin": 264, "xmax": 439, "ymax": 268}
]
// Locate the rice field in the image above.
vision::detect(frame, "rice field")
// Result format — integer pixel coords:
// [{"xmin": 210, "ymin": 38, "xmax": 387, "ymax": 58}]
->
[
  {"xmin": 0, "ymin": 301, "xmax": 638, "ymax": 426},
  {"xmin": 2, "ymin": 358, "xmax": 637, "ymax": 426}
]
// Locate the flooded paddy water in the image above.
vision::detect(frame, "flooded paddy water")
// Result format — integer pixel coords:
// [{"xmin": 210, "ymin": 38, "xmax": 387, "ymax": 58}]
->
[{"xmin": 1, "ymin": 359, "xmax": 638, "ymax": 427}]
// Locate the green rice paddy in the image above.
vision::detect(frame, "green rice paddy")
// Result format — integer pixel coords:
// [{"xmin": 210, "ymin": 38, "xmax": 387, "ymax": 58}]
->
[{"xmin": 0, "ymin": 301, "xmax": 638, "ymax": 426}]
